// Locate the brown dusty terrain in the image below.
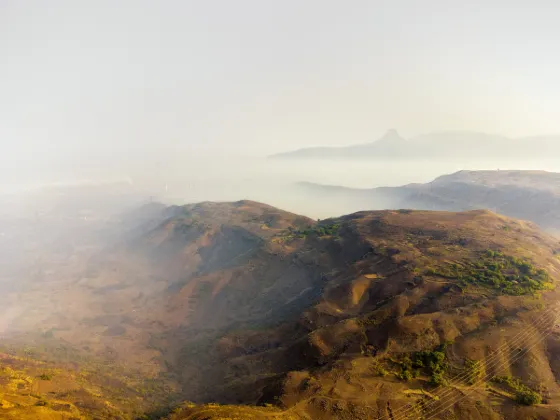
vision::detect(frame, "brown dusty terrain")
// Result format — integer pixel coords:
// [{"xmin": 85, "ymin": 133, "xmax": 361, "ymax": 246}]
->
[
  {"xmin": 159, "ymin": 205, "xmax": 560, "ymax": 419},
  {"xmin": 2, "ymin": 200, "xmax": 560, "ymax": 419}
]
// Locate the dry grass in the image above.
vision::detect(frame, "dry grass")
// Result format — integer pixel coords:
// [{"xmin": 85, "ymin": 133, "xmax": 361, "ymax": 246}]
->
[{"xmin": 4, "ymin": 203, "xmax": 560, "ymax": 419}]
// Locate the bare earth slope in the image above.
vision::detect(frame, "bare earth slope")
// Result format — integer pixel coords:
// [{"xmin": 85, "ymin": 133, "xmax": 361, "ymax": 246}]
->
[
  {"xmin": 2, "ymin": 200, "xmax": 560, "ymax": 419},
  {"xmin": 159, "ymin": 206, "xmax": 560, "ymax": 419}
]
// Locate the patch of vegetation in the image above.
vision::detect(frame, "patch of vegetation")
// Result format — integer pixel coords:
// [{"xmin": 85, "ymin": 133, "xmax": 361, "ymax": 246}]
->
[
  {"xmin": 174, "ymin": 219, "xmax": 211, "ymax": 233},
  {"xmin": 293, "ymin": 223, "xmax": 341, "ymax": 238},
  {"xmin": 492, "ymin": 376, "xmax": 542, "ymax": 405},
  {"xmin": 429, "ymin": 372, "xmax": 446, "ymax": 386},
  {"xmin": 390, "ymin": 343, "xmax": 454, "ymax": 384},
  {"xmin": 393, "ymin": 356, "xmax": 419, "ymax": 381},
  {"xmin": 375, "ymin": 366, "xmax": 389, "ymax": 377},
  {"xmin": 412, "ymin": 343, "xmax": 450, "ymax": 386},
  {"xmin": 370, "ymin": 359, "xmax": 389, "ymax": 377},
  {"xmin": 425, "ymin": 250, "xmax": 551, "ymax": 295},
  {"xmin": 464, "ymin": 359, "xmax": 483, "ymax": 385},
  {"xmin": 38, "ymin": 373, "xmax": 53, "ymax": 381},
  {"xmin": 396, "ymin": 368, "xmax": 416, "ymax": 381},
  {"xmin": 276, "ymin": 222, "xmax": 341, "ymax": 241}
]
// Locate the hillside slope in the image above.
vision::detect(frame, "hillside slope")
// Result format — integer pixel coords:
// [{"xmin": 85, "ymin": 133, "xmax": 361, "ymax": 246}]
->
[
  {"xmin": 105, "ymin": 203, "xmax": 560, "ymax": 419},
  {"xmin": 3, "ymin": 201, "xmax": 560, "ymax": 419},
  {"xmin": 163, "ymin": 208, "xmax": 560, "ymax": 419}
]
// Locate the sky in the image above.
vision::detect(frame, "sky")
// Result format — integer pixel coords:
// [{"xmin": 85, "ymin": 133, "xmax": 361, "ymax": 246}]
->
[{"xmin": 1, "ymin": 0, "xmax": 560, "ymax": 189}]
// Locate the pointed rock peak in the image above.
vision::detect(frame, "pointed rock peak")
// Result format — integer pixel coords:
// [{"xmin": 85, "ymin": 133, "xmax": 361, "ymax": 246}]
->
[{"xmin": 376, "ymin": 129, "xmax": 406, "ymax": 144}]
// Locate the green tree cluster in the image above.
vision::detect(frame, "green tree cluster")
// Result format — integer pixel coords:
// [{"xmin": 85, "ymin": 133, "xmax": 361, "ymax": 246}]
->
[
  {"xmin": 425, "ymin": 250, "xmax": 551, "ymax": 295},
  {"xmin": 492, "ymin": 376, "xmax": 542, "ymax": 406}
]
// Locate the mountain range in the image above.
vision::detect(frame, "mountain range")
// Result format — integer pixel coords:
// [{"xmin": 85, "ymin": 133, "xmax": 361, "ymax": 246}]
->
[
  {"xmin": 270, "ymin": 130, "xmax": 560, "ymax": 160},
  {"xmin": 297, "ymin": 170, "xmax": 560, "ymax": 235}
]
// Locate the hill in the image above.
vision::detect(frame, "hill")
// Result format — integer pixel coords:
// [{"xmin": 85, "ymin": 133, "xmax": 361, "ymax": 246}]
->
[
  {"xmin": 297, "ymin": 170, "xmax": 560, "ymax": 234},
  {"xmin": 2, "ymin": 200, "xmax": 560, "ymax": 419},
  {"xmin": 0, "ymin": 200, "xmax": 316, "ymax": 417},
  {"xmin": 160, "ymin": 207, "xmax": 560, "ymax": 419},
  {"xmin": 270, "ymin": 130, "xmax": 560, "ymax": 160}
]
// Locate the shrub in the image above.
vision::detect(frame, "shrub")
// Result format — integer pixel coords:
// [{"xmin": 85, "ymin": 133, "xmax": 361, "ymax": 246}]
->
[
  {"xmin": 492, "ymin": 376, "xmax": 542, "ymax": 406},
  {"xmin": 397, "ymin": 368, "xmax": 413, "ymax": 381},
  {"xmin": 377, "ymin": 367, "xmax": 389, "ymax": 377},
  {"xmin": 413, "ymin": 349, "xmax": 446, "ymax": 374},
  {"xmin": 411, "ymin": 344, "xmax": 449, "ymax": 386},
  {"xmin": 372, "ymin": 364, "xmax": 389, "ymax": 377},
  {"xmin": 430, "ymin": 372, "xmax": 447, "ymax": 386},
  {"xmin": 424, "ymin": 251, "xmax": 551, "ymax": 296},
  {"xmin": 393, "ymin": 346, "xmax": 451, "ymax": 384},
  {"xmin": 394, "ymin": 356, "xmax": 416, "ymax": 381},
  {"xmin": 465, "ymin": 359, "xmax": 483, "ymax": 385},
  {"xmin": 279, "ymin": 222, "xmax": 341, "ymax": 240},
  {"xmin": 516, "ymin": 389, "xmax": 542, "ymax": 405}
]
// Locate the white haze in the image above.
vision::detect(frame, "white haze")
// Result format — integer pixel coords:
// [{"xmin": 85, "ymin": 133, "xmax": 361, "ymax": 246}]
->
[
  {"xmin": 3, "ymin": 154, "xmax": 560, "ymax": 220},
  {"xmin": 139, "ymin": 155, "xmax": 560, "ymax": 220},
  {"xmin": 3, "ymin": 0, "xmax": 560, "ymax": 205}
]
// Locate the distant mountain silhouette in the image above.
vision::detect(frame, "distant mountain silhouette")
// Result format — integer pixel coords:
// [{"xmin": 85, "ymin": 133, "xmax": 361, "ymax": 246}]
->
[
  {"xmin": 297, "ymin": 170, "xmax": 560, "ymax": 234},
  {"xmin": 270, "ymin": 130, "xmax": 560, "ymax": 159}
]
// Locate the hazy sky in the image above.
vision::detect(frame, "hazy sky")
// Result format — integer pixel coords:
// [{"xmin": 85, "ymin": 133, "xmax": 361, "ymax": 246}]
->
[{"xmin": 2, "ymin": 1, "xmax": 560, "ymax": 187}]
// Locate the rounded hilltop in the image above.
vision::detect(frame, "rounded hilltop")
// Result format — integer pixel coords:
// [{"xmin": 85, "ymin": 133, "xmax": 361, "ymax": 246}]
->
[{"xmin": 142, "ymin": 205, "xmax": 560, "ymax": 420}]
